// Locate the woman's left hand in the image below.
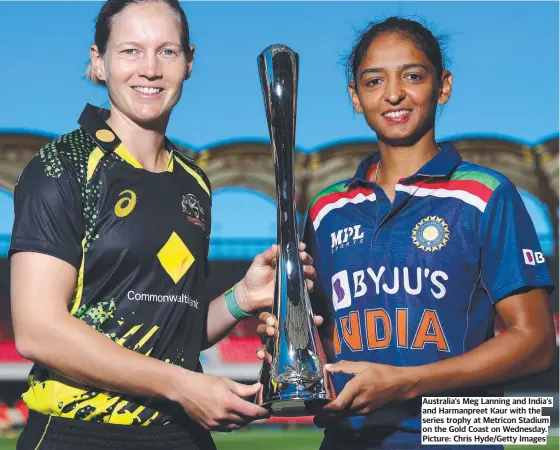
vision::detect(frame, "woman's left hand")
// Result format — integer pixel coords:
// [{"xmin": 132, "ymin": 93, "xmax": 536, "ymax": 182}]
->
[
  {"xmin": 235, "ymin": 243, "xmax": 316, "ymax": 314},
  {"xmin": 318, "ymin": 361, "xmax": 417, "ymax": 420}
]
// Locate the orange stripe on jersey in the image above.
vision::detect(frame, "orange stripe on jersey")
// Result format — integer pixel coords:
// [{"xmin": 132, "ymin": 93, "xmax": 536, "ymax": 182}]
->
[
  {"xmin": 333, "ymin": 323, "xmax": 342, "ymax": 356},
  {"xmin": 340, "ymin": 311, "xmax": 363, "ymax": 351}
]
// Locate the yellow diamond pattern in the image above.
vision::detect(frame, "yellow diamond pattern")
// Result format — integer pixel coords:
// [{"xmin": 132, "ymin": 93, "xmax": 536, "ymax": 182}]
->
[{"xmin": 157, "ymin": 232, "xmax": 195, "ymax": 283}]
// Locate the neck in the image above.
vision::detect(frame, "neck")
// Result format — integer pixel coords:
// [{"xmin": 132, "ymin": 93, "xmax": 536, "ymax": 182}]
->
[
  {"xmin": 375, "ymin": 129, "xmax": 439, "ymax": 186},
  {"xmin": 107, "ymin": 105, "xmax": 170, "ymax": 172}
]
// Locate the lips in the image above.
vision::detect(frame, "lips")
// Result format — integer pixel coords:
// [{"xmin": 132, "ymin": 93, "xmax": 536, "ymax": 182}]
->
[
  {"xmin": 133, "ymin": 86, "xmax": 163, "ymax": 95},
  {"xmin": 382, "ymin": 109, "xmax": 411, "ymax": 124},
  {"xmin": 133, "ymin": 86, "xmax": 164, "ymax": 97}
]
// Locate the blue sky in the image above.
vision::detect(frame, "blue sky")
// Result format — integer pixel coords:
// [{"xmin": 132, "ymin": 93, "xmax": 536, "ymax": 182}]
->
[
  {"xmin": 0, "ymin": 1, "xmax": 558, "ymax": 256},
  {"xmin": 1, "ymin": 1, "xmax": 558, "ymax": 147}
]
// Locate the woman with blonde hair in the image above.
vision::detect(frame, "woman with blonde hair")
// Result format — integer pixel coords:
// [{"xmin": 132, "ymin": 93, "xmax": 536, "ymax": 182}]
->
[{"xmin": 10, "ymin": 1, "xmax": 315, "ymax": 449}]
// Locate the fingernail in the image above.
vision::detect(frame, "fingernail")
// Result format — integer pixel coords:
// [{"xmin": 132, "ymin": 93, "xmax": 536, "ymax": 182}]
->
[{"xmin": 325, "ymin": 364, "xmax": 332, "ymax": 370}]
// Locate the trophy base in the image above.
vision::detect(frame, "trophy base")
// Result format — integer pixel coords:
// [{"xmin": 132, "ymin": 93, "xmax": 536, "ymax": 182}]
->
[{"xmin": 262, "ymin": 396, "xmax": 331, "ymax": 417}]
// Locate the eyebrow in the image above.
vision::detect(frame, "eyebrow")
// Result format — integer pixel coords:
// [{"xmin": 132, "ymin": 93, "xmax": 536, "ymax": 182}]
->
[
  {"xmin": 159, "ymin": 41, "xmax": 182, "ymax": 48},
  {"xmin": 116, "ymin": 41, "xmax": 181, "ymax": 48},
  {"xmin": 360, "ymin": 63, "xmax": 429, "ymax": 78},
  {"xmin": 116, "ymin": 41, "xmax": 141, "ymax": 47}
]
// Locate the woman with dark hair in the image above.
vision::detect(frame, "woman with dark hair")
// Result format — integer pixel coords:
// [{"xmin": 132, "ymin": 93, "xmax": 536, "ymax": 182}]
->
[
  {"xmin": 10, "ymin": 1, "xmax": 315, "ymax": 449},
  {"xmin": 257, "ymin": 17, "xmax": 555, "ymax": 450}
]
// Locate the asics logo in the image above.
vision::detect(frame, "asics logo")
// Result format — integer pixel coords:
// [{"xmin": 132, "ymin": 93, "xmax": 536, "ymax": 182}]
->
[{"xmin": 115, "ymin": 190, "xmax": 137, "ymax": 218}]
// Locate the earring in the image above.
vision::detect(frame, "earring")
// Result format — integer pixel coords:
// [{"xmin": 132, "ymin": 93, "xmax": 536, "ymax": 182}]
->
[{"xmin": 356, "ymin": 108, "xmax": 363, "ymax": 114}]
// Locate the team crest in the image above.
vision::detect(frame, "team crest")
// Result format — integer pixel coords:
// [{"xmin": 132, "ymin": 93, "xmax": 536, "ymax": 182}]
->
[
  {"xmin": 182, "ymin": 194, "xmax": 206, "ymax": 231},
  {"xmin": 412, "ymin": 216, "xmax": 449, "ymax": 252}
]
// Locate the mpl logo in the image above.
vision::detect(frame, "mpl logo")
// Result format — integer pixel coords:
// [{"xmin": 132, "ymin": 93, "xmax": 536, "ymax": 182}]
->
[
  {"xmin": 523, "ymin": 249, "xmax": 545, "ymax": 265},
  {"xmin": 331, "ymin": 225, "xmax": 364, "ymax": 251},
  {"xmin": 332, "ymin": 270, "xmax": 351, "ymax": 311}
]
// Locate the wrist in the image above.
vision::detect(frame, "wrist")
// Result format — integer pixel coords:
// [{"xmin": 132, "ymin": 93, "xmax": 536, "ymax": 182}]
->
[
  {"xmin": 161, "ymin": 363, "xmax": 192, "ymax": 403},
  {"xmin": 225, "ymin": 282, "xmax": 254, "ymax": 319},
  {"xmin": 400, "ymin": 366, "xmax": 422, "ymax": 400},
  {"xmin": 234, "ymin": 279, "xmax": 252, "ymax": 312},
  {"xmin": 235, "ymin": 278, "xmax": 256, "ymax": 314}
]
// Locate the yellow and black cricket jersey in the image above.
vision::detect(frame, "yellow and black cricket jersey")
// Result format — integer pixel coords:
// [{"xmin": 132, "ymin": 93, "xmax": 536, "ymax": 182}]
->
[{"xmin": 10, "ymin": 104, "xmax": 212, "ymax": 426}]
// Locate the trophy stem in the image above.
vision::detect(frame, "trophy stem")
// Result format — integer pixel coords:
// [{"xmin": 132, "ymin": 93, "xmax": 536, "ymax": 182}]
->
[{"xmin": 256, "ymin": 44, "xmax": 333, "ymax": 416}]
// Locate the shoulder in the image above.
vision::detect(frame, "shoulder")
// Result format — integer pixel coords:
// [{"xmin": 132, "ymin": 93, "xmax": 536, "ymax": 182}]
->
[
  {"xmin": 171, "ymin": 146, "xmax": 212, "ymax": 196},
  {"xmin": 451, "ymin": 161, "xmax": 518, "ymax": 210},
  {"xmin": 309, "ymin": 179, "xmax": 353, "ymax": 210},
  {"xmin": 34, "ymin": 129, "xmax": 97, "ymax": 181},
  {"xmin": 19, "ymin": 128, "xmax": 97, "ymax": 187},
  {"xmin": 306, "ymin": 179, "xmax": 355, "ymax": 229},
  {"xmin": 452, "ymin": 161, "xmax": 510, "ymax": 187}
]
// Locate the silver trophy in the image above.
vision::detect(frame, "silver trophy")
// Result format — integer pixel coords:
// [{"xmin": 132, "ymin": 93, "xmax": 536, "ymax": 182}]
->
[{"xmin": 257, "ymin": 45, "xmax": 333, "ymax": 416}]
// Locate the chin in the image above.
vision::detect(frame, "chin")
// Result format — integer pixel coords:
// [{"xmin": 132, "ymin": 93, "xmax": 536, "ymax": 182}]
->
[
  {"xmin": 377, "ymin": 130, "xmax": 423, "ymax": 147},
  {"xmin": 131, "ymin": 108, "xmax": 167, "ymax": 125},
  {"xmin": 376, "ymin": 119, "xmax": 434, "ymax": 147},
  {"xmin": 378, "ymin": 128, "xmax": 413, "ymax": 143}
]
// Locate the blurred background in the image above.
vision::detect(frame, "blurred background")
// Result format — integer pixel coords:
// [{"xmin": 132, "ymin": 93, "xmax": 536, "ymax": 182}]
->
[{"xmin": 0, "ymin": 1, "xmax": 558, "ymax": 449}]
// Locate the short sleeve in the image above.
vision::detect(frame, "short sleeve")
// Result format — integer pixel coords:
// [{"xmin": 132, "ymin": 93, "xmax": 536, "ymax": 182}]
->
[
  {"xmin": 480, "ymin": 181, "xmax": 554, "ymax": 303},
  {"xmin": 9, "ymin": 148, "xmax": 84, "ymax": 270}
]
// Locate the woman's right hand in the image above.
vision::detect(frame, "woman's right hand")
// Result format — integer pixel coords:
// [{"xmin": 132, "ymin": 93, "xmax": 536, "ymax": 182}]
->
[
  {"xmin": 172, "ymin": 371, "xmax": 270, "ymax": 431},
  {"xmin": 255, "ymin": 312, "xmax": 324, "ymax": 363}
]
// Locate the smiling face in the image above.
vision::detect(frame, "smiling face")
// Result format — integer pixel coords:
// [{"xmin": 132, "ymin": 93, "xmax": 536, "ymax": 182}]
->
[
  {"xmin": 90, "ymin": 1, "xmax": 191, "ymax": 126},
  {"xmin": 349, "ymin": 32, "xmax": 452, "ymax": 146}
]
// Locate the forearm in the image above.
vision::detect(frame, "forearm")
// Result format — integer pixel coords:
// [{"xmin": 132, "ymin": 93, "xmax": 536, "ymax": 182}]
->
[
  {"xmin": 406, "ymin": 327, "xmax": 555, "ymax": 399},
  {"xmin": 17, "ymin": 312, "xmax": 186, "ymax": 401},
  {"xmin": 204, "ymin": 293, "xmax": 240, "ymax": 349},
  {"xmin": 204, "ymin": 280, "xmax": 258, "ymax": 348}
]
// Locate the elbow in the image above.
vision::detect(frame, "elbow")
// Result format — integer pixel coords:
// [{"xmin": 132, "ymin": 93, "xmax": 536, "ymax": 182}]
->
[
  {"xmin": 13, "ymin": 325, "xmax": 50, "ymax": 362},
  {"xmin": 14, "ymin": 334, "xmax": 38, "ymax": 361},
  {"xmin": 540, "ymin": 337, "xmax": 556, "ymax": 372},
  {"xmin": 13, "ymin": 310, "xmax": 70, "ymax": 363},
  {"xmin": 532, "ymin": 329, "xmax": 557, "ymax": 374}
]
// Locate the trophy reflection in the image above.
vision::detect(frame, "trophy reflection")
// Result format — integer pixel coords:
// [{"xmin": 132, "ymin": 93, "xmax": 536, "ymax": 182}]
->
[{"xmin": 256, "ymin": 44, "xmax": 333, "ymax": 416}]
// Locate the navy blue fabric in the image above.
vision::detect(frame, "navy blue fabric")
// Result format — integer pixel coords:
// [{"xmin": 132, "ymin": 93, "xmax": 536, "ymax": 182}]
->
[{"xmin": 304, "ymin": 143, "xmax": 553, "ymax": 448}]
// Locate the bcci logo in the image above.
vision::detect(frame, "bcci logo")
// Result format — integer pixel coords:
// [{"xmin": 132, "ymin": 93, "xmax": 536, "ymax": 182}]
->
[
  {"xmin": 412, "ymin": 216, "xmax": 449, "ymax": 252},
  {"xmin": 182, "ymin": 194, "xmax": 206, "ymax": 231}
]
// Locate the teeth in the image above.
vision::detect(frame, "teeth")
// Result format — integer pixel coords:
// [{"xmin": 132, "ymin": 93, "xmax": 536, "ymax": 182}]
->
[
  {"xmin": 134, "ymin": 87, "xmax": 162, "ymax": 94},
  {"xmin": 384, "ymin": 110, "xmax": 410, "ymax": 118}
]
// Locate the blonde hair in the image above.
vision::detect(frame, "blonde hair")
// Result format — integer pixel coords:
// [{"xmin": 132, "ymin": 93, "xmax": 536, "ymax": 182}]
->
[{"xmin": 85, "ymin": 61, "xmax": 106, "ymax": 86}]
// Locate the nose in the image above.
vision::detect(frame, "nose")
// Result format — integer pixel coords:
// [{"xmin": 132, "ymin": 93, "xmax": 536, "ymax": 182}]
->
[
  {"xmin": 384, "ymin": 77, "xmax": 405, "ymax": 105},
  {"xmin": 139, "ymin": 52, "xmax": 162, "ymax": 79}
]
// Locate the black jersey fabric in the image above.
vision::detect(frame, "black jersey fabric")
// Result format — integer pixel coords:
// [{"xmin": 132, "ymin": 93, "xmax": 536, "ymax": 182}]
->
[
  {"xmin": 10, "ymin": 104, "xmax": 213, "ymax": 426},
  {"xmin": 18, "ymin": 410, "xmax": 217, "ymax": 450}
]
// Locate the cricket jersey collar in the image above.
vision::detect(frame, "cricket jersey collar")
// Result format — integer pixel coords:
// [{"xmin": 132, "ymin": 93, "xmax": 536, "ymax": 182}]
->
[
  {"xmin": 78, "ymin": 103, "xmax": 175, "ymax": 172},
  {"xmin": 349, "ymin": 141, "xmax": 462, "ymax": 187},
  {"xmin": 78, "ymin": 103, "xmax": 120, "ymax": 154}
]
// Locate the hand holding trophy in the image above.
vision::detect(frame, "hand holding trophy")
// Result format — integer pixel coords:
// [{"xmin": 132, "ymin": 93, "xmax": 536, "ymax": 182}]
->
[{"xmin": 255, "ymin": 45, "xmax": 333, "ymax": 416}]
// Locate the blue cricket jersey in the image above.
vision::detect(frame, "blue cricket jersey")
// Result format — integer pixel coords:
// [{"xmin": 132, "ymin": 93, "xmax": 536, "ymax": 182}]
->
[{"xmin": 303, "ymin": 142, "xmax": 553, "ymax": 449}]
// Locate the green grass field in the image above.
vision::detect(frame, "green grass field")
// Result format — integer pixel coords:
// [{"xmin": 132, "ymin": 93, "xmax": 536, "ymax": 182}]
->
[{"xmin": 0, "ymin": 430, "xmax": 557, "ymax": 450}]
